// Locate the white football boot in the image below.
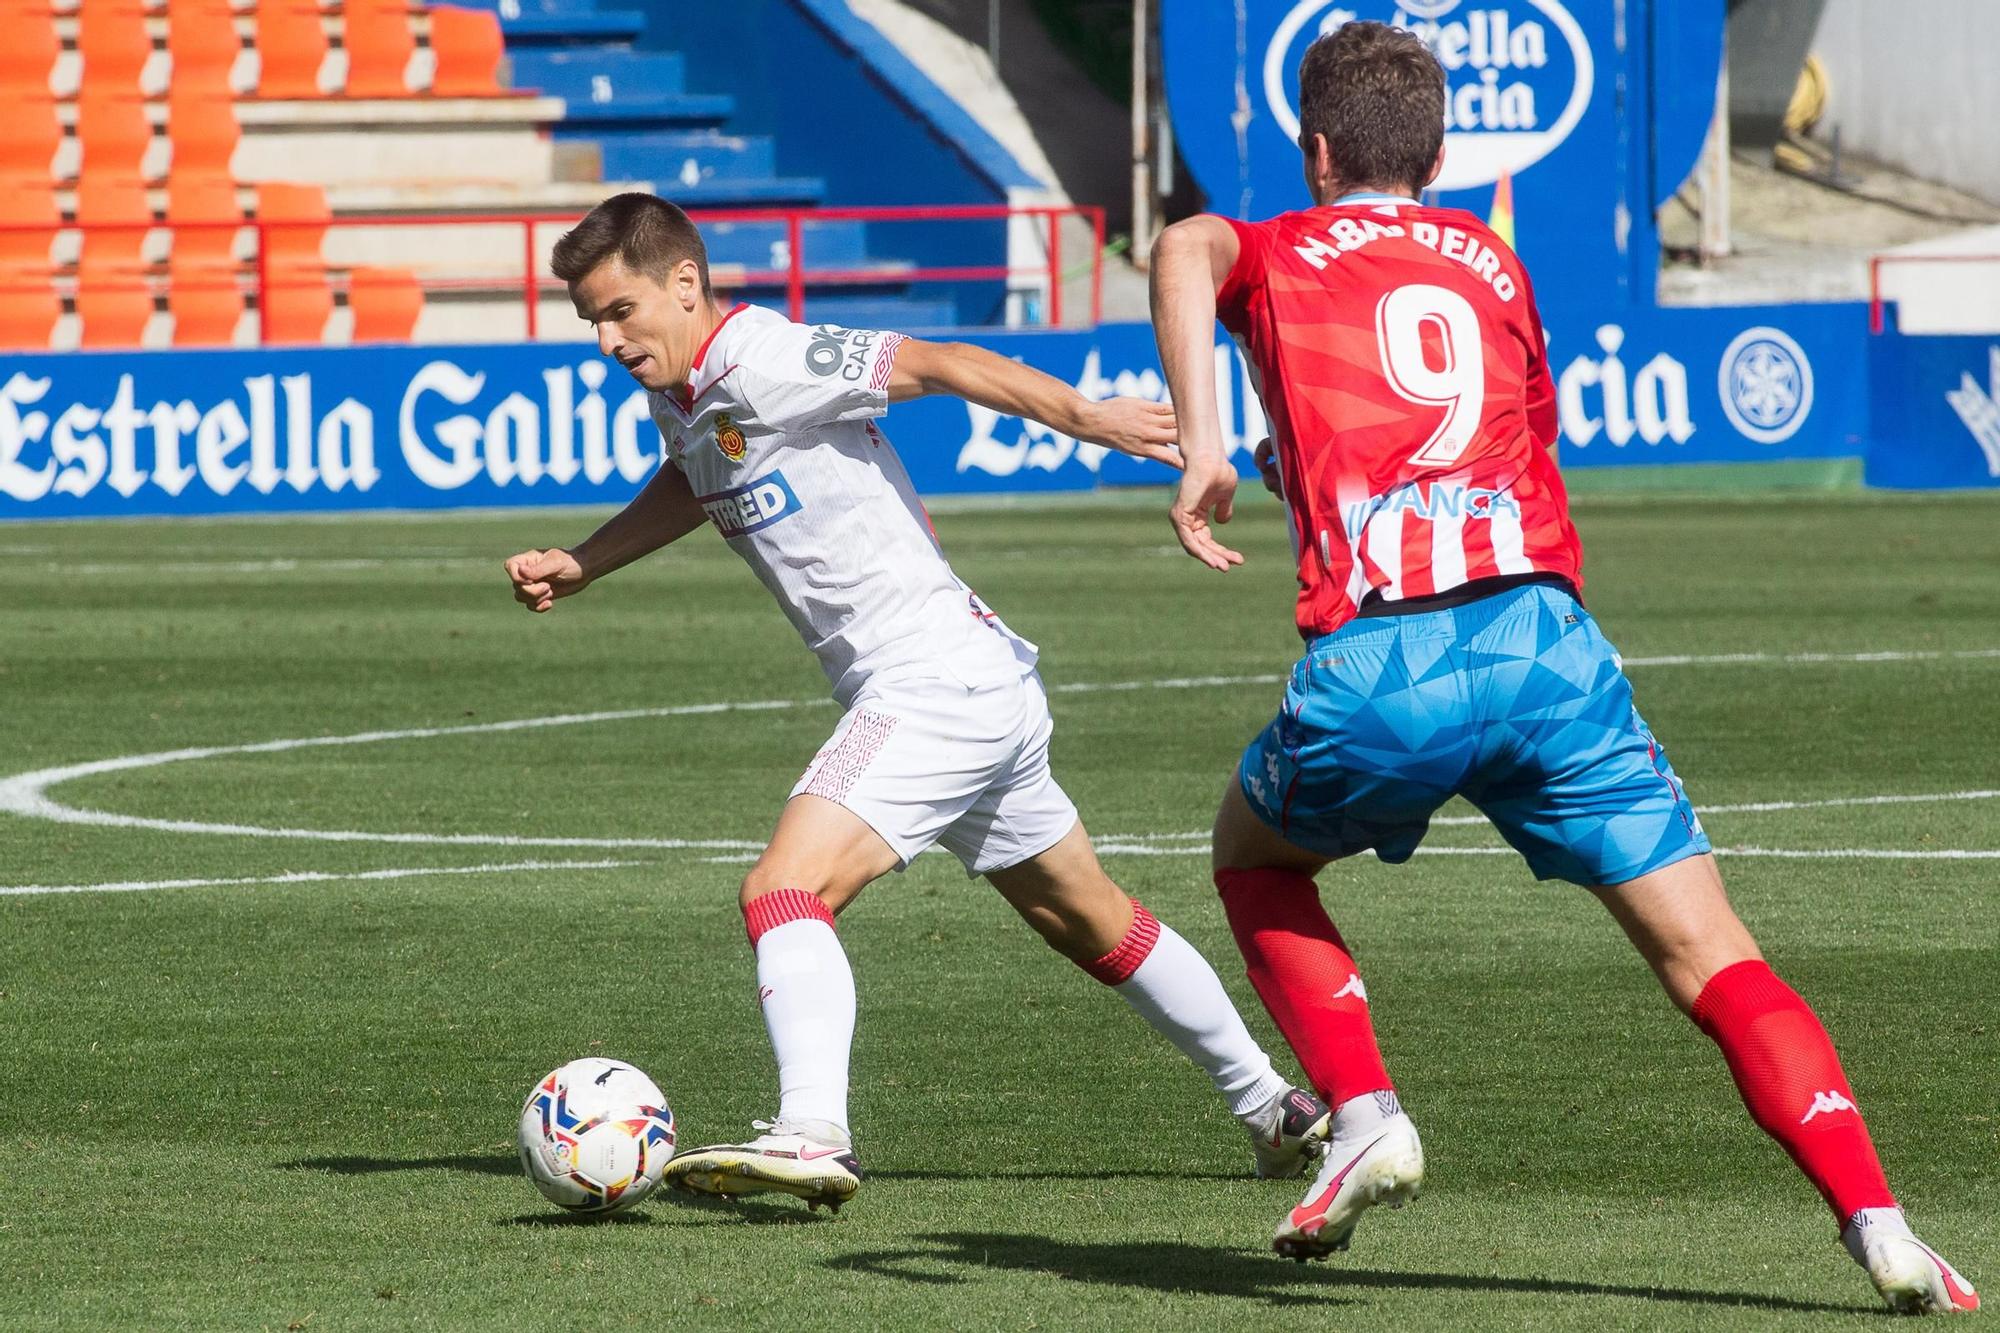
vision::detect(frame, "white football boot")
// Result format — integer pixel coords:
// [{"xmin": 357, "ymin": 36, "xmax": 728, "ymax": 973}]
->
[
  {"xmin": 1242, "ymin": 1085, "xmax": 1333, "ymax": 1179},
  {"xmin": 664, "ymin": 1118, "xmax": 862, "ymax": 1212},
  {"xmin": 1844, "ymin": 1208, "xmax": 1980, "ymax": 1315},
  {"xmin": 1273, "ymin": 1096, "xmax": 1424, "ymax": 1261}
]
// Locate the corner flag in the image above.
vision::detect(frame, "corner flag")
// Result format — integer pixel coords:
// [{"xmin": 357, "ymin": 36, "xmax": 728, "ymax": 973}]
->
[{"xmin": 1488, "ymin": 171, "xmax": 1516, "ymax": 250}]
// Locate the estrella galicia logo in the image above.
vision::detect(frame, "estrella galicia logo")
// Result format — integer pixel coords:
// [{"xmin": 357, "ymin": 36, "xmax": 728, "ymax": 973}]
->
[
  {"xmin": 1717, "ymin": 326, "xmax": 1814, "ymax": 444},
  {"xmin": 1263, "ymin": 1, "xmax": 1593, "ymax": 191},
  {"xmin": 698, "ymin": 470, "xmax": 802, "ymax": 538}
]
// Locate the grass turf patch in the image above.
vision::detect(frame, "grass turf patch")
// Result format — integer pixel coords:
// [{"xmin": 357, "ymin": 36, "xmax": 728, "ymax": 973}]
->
[{"xmin": 1, "ymin": 490, "xmax": 1995, "ymax": 1329}]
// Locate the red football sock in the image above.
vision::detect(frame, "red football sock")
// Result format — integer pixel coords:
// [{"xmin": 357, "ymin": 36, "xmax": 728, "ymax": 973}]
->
[
  {"xmin": 1692, "ymin": 959, "xmax": 1896, "ymax": 1224},
  {"xmin": 1214, "ymin": 867, "xmax": 1393, "ymax": 1107}
]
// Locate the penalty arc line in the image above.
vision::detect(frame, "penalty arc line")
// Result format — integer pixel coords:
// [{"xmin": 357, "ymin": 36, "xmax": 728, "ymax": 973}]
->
[{"xmin": 1, "ymin": 652, "xmax": 1996, "ymax": 851}]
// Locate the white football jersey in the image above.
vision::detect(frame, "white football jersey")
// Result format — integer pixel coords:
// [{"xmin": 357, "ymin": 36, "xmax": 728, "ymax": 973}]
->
[{"xmin": 648, "ymin": 304, "xmax": 1038, "ymax": 707}]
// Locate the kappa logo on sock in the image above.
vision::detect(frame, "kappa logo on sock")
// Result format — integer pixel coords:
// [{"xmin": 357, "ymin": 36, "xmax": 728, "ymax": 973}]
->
[
  {"xmin": 1333, "ymin": 974, "xmax": 1368, "ymax": 1003},
  {"xmin": 1801, "ymin": 1089, "xmax": 1857, "ymax": 1124}
]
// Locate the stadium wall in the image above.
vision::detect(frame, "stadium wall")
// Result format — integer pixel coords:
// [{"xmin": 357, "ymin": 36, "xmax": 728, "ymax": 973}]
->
[
  {"xmin": 1809, "ymin": 0, "xmax": 2000, "ymax": 205},
  {"xmin": 0, "ymin": 301, "xmax": 1871, "ymax": 521}
]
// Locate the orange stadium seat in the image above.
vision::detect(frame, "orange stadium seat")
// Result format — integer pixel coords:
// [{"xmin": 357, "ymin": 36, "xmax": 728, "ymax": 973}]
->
[
  {"xmin": 0, "ymin": 5, "xmax": 58, "ymax": 95},
  {"xmin": 76, "ymin": 266, "xmax": 154, "ymax": 348},
  {"xmin": 427, "ymin": 5, "xmax": 502, "ymax": 97},
  {"xmin": 167, "ymin": 0, "xmax": 241, "ymax": 94},
  {"xmin": 78, "ymin": 2, "xmax": 152, "ymax": 94},
  {"xmin": 254, "ymin": 2, "xmax": 328, "ymax": 99},
  {"xmin": 254, "ymin": 181, "xmax": 328, "ymax": 264},
  {"xmin": 261, "ymin": 263, "xmax": 331, "ymax": 342},
  {"xmin": 167, "ymin": 89, "xmax": 240, "ymax": 177},
  {"xmin": 343, "ymin": 0, "xmax": 414, "ymax": 98},
  {"xmin": 348, "ymin": 264, "xmax": 421, "ymax": 341},
  {"xmin": 168, "ymin": 267, "xmax": 242, "ymax": 345},
  {"xmin": 0, "ymin": 271, "xmax": 59, "ymax": 350},
  {"xmin": 0, "ymin": 179, "xmax": 60, "ymax": 269},
  {"xmin": 75, "ymin": 173, "xmax": 154, "ymax": 270},
  {"xmin": 254, "ymin": 181, "xmax": 330, "ymax": 342},
  {"xmin": 76, "ymin": 92, "xmax": 152, "ymax": 176},
  {"xmin": 165, "ymin": 170, "xmax": 241, "ymax": 270},
  {"xmin": 1, "ymin": 94, "xmax": 61, "ymax": 179}
]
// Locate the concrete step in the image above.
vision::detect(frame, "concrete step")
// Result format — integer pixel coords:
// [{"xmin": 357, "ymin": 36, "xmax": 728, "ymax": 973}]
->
[{"xmin": 233, "ymin": 97, "xmax": 567, "ymax": 189}]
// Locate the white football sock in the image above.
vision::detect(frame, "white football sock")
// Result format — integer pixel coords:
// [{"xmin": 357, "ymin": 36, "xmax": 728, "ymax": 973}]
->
[
  {"xmin": 1331, "ymin": 1088, "xmax": 1405, "ymax": 1140},
  {"xmin": 754, "ymin": 917, "xmax": 855, "ymax": 1135},
  {"xmin": 1112, "ymin": 920, "xmax": 1289, "ymax": 1116}
]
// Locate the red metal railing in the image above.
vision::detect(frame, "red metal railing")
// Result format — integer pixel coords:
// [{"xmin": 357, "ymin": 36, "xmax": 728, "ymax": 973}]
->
[
  {"xmin": 0, "ymin": 202, "xmax": 1108, "ymax": 347},
  {"xmin": 1868, "ymin": 252, "xmax": 2000, "ymax": 334}
]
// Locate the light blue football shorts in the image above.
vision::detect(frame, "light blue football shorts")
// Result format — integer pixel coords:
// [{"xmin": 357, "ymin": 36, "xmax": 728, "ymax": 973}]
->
[{"xmin": 1237, "ymin": 582, "xmax": 1711, "ymax": 887}]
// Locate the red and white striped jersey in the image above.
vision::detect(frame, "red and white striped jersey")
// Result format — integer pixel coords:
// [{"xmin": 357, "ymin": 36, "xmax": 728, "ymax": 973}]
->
[{"xmin": 1215, "ymin": 199, "xmax": 1582, "ymax": 639}]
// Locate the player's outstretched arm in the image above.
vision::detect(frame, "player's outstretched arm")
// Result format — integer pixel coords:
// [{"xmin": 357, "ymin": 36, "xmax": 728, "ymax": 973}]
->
[
  {"xmin": 884, "ymin": 337, "xmax": 1181, "ymax": 469},
  {"xmin": 502, "ymin": 460, "xmax": 708, "ymax": 613},
  {"xmin": 1151, "ymin": 216, "xmax": 1243, "ymax": 570}
]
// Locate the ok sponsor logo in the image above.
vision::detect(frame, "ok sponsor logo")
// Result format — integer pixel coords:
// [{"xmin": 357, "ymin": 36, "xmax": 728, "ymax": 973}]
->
[
  {"xmin": 1264, "ymin": 1, "xmax": 1593, "ymax": 191},
  {"xmin": 803, "ymin": 325, "xmax": 882, "ymax": 383},
  {"xmin": 699, "ymin": 469, "xmax": 802, "ymax": 538}
]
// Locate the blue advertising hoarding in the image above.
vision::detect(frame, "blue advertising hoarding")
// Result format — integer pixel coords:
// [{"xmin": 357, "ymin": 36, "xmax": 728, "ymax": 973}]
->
[
  {"xmin": 0, "ymin": 300, "xmax": 1867, "ymax": 522},
  {"xmin": 1159, "ymin": 0, "xmax": 1724, "ymax": 314},
  {"xmin": 1866, "ymin": 329, "xmax": 2000, "ymax": 490}
]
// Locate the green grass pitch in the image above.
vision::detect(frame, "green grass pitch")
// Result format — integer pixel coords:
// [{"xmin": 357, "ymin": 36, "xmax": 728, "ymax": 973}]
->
[{"xmin": 2, "ymin": 485, "xmax": 1995, "ymax": 1330}]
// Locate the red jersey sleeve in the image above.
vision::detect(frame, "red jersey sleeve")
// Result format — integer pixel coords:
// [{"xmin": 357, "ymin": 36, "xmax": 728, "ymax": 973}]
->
[
  {"xmin": 1214, "ymin": 215, "xmax": 1275, "ymax": 331},
  {"xmin": 1523, "ymin": 311, "xmax": 1557, "ymax": 449}
]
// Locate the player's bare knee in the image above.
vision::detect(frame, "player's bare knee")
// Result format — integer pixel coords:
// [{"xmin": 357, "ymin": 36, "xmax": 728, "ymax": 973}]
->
[{"xmin": 738, "ymin": 866, "xmax": 835, "ymax": 912}]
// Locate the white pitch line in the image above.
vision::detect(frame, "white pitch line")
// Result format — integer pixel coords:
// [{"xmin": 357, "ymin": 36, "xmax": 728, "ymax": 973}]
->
[
  {"xmin": 3, "ymin": 656, "xmax": 1996, "ymax": 851},
  {"xmin": 1623, "ymin": 648, "xmax": 2000, "ymax": 667},
  {"xmin": 54, "ymin": 557, "xmax": 497, "ymax": 576},
  {"xmin": 1078, "ymin": 843, "xmax": 2000, "ymax": 861},
  {"xmin": 0, "ymin": 859, "xmax": 648, "ymax": 898}
]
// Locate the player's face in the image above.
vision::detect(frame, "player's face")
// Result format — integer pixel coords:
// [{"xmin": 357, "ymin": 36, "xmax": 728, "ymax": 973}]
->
[{"xmin": 570, "ymin": 256, "xmax": 702, "ymax": 392}]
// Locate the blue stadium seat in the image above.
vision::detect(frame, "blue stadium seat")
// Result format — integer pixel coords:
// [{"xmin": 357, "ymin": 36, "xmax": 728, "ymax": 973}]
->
[{"xmin": 484, "ymin": 0, "xmax": 968, "ymax": 327}]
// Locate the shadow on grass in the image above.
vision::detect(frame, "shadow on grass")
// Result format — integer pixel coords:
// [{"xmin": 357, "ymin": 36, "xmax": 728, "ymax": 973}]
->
[
  {"xmin": 282, "ymin": 1156, "xmax": 1247, "ymax": 1186},
  {"xmin": 827, "ymin": 1232, "xmax": 1870, "ymax": 1316},
  {"xmin": 280, "ymin": 1155, "xmax": 830, "ymax": 1228},
  {"xmin": 869, "ymin": 1168, "xmax": 1244, "ymax": 1184},
  {"xmin": 280, "ymin": 1153, "xmax": 519, "ymax": 1177},
  {"xmin": 502, "ymin": 1211, "xmax": 657, "ymax": 1228}
]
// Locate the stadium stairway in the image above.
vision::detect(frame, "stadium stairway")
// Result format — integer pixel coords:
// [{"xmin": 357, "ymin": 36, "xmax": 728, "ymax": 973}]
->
[
  {"xmin": 432, "ymin": 0, "xmax": 959, "ymax": 330},
  {"xmin": 0, "ymin": 0, "xmax": 953, "ymax": 351}
]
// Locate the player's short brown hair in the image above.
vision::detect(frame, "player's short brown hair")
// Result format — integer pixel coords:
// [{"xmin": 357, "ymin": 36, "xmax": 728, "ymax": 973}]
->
[
  {"xmin": 1296, "ymin": 21, "xmax": 1446, "ymax": 196},
  {"xmin": 551, "ymin": 192, "xmax": 711, "ymax": 294}
]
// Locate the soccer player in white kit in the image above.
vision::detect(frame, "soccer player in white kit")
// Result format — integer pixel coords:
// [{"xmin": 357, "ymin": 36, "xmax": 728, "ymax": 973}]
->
[{"xmin": 503, "ymin": 193, "xmax": 1333, "ymax": 1211}]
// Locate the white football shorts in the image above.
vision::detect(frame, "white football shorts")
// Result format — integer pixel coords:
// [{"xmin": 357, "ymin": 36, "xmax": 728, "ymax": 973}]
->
[{"xmin": 788, "ymin": 667, "xmax": 1079, "ymax": 876}]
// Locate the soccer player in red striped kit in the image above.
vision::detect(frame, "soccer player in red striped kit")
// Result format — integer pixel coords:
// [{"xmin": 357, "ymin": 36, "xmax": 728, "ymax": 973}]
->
[{"xmin": 1147, "ymin": 19, "xmax": 1975, "ymax": 1314}]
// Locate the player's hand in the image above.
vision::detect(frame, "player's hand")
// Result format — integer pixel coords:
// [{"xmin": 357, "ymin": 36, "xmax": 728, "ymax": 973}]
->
[
  {"xmin": 1252, "ymin": 437, "xmax": 1282, "ymax": 497},
  {"xmin": 1169, "ymin": 456, "xmax": 1243, "ymax": 571},
  {"xmin": 1077, "ymin": 397, "xmax": 1181, "ymax": 469},
  {"xmin": 504, "ymin": 547, "xmax": 587, "ymax": 613}
]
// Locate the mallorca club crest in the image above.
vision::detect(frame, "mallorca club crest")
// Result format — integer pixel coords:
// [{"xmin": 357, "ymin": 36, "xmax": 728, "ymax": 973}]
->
[
  {"xmin": 1263, "ymin": 1, "xmax": 1594, "ymax": 191},
  {"xmin": 715, "ymin": 413, "xmax": 747, "ymax": 461}
]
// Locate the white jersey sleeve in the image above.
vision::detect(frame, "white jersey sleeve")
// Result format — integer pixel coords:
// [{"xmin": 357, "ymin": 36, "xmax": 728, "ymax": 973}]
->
[{"xmin": 734, "ymin": 323, "xmax": 907, "ymax": 433}]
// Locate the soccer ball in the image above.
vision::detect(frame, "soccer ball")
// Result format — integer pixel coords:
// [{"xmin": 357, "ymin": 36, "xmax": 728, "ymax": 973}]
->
[{"xmin": 517, "ymin": 1058, "xmax": 676, "ymax": 1214}]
